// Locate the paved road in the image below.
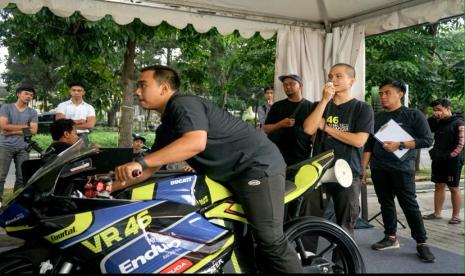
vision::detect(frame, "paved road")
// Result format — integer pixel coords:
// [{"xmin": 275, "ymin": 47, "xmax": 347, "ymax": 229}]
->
[{"xmin": 366, "ymin": 180, "xmax": 464, "ymax": 256}]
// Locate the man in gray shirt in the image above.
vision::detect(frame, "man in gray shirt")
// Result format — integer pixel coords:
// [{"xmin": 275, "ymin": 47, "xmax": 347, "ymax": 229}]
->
[{"xmin": 0, "ymin": 86, "xmax": 38, "ymax": 204}]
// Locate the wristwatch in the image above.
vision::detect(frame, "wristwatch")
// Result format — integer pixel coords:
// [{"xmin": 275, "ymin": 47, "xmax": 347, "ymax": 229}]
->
[
  {"xmin": 135, "ymin": 156, "xmax": 149, "ymax": 170},
  {"xmin": 398, "ymin": 141, "xmax": 405, "ymax": 150}
]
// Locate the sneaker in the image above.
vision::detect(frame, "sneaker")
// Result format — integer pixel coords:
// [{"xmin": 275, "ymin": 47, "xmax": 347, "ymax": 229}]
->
[
  {"xmin": 417, "ymin": 244, "xmax": 436, "ymax": 263},
  {"xmin": 371, "ymin": 236, "xmax": 400, "ymax": 250}
]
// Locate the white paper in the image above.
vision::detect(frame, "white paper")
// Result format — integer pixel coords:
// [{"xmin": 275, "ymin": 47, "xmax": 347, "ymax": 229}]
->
[{"xmin": 374, "ymin": 119, "xmax": 414, "ymax": 159}]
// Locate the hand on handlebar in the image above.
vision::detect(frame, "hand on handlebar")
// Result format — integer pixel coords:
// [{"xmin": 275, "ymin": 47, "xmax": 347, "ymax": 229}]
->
[{"xmin": 115, "ymin": 161, "xmax": 143, "ymax": 182}]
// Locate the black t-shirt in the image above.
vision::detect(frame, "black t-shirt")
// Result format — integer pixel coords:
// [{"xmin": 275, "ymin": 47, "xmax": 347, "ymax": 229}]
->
[
  {"xmin": 313, "ymin": 98, "xmax": 374, "ymax": 177},
  {"xmin": 265, "ymin": 98, "xmax": 314, "ymax": 166},
  {"xmin": 365, "ymin": 106, "xmax": 433, "ymax": 172},
  {"xmin": 152, "ymin": 94, "xmax": 286, "ymax": 183}
]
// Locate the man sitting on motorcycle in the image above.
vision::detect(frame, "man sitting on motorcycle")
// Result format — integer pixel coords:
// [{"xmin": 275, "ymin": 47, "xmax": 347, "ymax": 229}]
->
[{"xmin": 112, "ymin": 65, "xmax": 303, "ymax": 273}]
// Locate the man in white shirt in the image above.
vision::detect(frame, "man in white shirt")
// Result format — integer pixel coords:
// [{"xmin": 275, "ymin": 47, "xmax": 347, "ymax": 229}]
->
[{"xmin": 55, "ymin": 81, "xmax": 96, "ymax": 146}]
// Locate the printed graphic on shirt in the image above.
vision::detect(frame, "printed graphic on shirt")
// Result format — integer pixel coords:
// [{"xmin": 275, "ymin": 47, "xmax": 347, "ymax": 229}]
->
[{"xmin": 325, "ymin": 116, "xmax": 349, "ymax": 132}]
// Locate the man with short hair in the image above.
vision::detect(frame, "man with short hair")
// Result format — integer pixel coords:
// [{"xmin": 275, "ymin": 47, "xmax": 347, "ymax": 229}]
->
[
  {"xmin": 303, "ymin": 63, "xmax": 374, "ymax": 237},
  {"xmin": 55, "ymin": 81, "xmax": 96, "ymax": 146},
  {"xmin": 264, "ymin": 74, "xmax": 313, "ymax": 166},
  {"xmin": 256, "ymin": 86, "xmax": 274, "ymax": 129},
  {"xmin": 112, "ymin": 65, "xmax": 303, "ymax": 273},
  {"xmin": 0, "ymin": 86, "xmax": 38, "ymax": 202},
  {"xmin": 361, "ymin": 80, "xmax": 435, "ymax": 263},
  {"xmin": 42, "ymin": 118, "xmax": 79, "ymax": 161},
  {"xmin": 423, "ymin": 99, "xmax": 464, "ymax": 224}
]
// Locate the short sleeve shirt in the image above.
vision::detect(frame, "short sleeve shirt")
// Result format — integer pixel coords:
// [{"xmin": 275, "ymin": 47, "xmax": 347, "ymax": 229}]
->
[
  {"xmin": 0, "ymin": 103, "xmax": 38, "ymax": 149},
  {"xmin": 313, "ymin": 99, "xmax": 374, "ymax": 177},
  {"xmin": 265, "ymin": 98, "xmax": 314, "ymax": 165},
  {"xmin": 151, "ymin": 94, "xmax": 286, "ymax": 183},
  {"xmin": 55, "ymin": 100, "xmax": 96, "ymax": 133}
]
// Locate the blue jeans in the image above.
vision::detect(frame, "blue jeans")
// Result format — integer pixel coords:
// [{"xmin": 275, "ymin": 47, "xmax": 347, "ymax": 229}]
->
[{"xmin": 0, "ymin": 146, "xmax": 29, "ymax": 200}]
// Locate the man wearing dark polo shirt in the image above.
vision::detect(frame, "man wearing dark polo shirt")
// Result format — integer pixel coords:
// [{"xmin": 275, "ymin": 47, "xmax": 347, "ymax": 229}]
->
[{"xmin": 113, "ymin": 65, "xmax": 302, "ymax": 273}]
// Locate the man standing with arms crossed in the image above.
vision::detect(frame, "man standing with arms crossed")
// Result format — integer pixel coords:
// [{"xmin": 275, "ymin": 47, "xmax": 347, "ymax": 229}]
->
[
  {"xmin": 55, "ymin": 81, "xmax": 96, "ymax": 146},
  {"xmin": 0, "ymin": 86, "xmax": 38, "ymax": 204},
  {"xmin": 362, "ymin": 80, "xmax": 435, "ymax": 263}
]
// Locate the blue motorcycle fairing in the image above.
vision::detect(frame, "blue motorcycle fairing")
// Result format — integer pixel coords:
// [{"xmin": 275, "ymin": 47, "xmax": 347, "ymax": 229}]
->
[
  {"xmin": 0, "ymin": 202, "xmax": 31, "ymax": 227},
  {"xmin": 155, "ymin": 175, "xmax": 197, "ymax": 205},
  {"xmin": 101, "ymin": 231, "xmax": 202, "ymax": 273},
  {"xmin": 159, "ymin": 212, "xmax": 228, "ymax": 244},
  {"xmin": 59, "ymin": 200, "xmax": 166, "ymax": 248}
]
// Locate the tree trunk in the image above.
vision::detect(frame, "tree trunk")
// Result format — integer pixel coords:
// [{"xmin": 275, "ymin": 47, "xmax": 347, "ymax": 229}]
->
[
  {"xmin": 221, "ymin": 90, "xmax": 228, "ymax": 110},
  {"xmin": 107, "ymin": 105, "xmax": 118, "ymax": 127},
  {"xmin": 166, "ymin": 47, "xmax": 172, "ymax": 65},
  {"xmin": 118, "ymin": 39, "xmax": 136, "ymax": 148}
]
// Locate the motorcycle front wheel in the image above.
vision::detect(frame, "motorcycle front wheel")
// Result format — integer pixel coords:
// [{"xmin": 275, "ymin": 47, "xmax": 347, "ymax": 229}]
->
[{"xmin": 285, "ymin": 216, "xmax": 366, "ymax": 274}]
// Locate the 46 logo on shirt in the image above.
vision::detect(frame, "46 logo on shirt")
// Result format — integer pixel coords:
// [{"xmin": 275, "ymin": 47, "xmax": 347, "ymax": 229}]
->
[{"xmin": 326, "ymin": 116, "xmax": 339, "ymax": 124}]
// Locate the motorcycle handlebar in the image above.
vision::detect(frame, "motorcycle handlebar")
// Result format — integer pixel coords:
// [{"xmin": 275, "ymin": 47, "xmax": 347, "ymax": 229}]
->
[{"xmin": 132, "ymin": 170, "xmax": 142, "ymax": 178}]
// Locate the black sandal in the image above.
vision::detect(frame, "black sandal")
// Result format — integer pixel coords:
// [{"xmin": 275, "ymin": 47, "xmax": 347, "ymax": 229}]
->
[{"xmin": 422, "ymin": 213, "xmax": 441, "ymax": 220}]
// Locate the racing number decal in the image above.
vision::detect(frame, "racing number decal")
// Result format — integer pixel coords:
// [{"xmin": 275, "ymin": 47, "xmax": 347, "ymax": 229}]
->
[{"xmin": 81, "ymin": 210, "xmax": 152, "ymax": 253}]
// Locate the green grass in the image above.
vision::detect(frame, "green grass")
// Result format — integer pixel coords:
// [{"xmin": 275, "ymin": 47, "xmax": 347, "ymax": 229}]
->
[{"xmin": 33, "ymin": 130, "xmax": 155, "ymax": 149}]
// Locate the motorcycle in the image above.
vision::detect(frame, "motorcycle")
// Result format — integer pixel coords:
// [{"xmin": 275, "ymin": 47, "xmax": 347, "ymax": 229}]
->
[{"xmin": 0, "ymin": 139, "xmax": 365, "ymax": 273}]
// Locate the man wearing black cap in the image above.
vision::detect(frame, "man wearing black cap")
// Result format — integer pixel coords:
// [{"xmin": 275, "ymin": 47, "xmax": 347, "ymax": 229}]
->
[
  {"xmin": 132, "ymin": 135, "xmax": 148, "ymax": 159},
  {"xmin": 263, "ymin": 74, "xmax": 314, "ymax": 166},
  {"xmin": 0, "ymin": 86, "xmax": 38, "ymax": 204}
]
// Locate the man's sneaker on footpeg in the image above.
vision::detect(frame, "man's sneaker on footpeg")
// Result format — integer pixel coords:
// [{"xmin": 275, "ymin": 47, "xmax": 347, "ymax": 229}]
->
[
  {"xmin": 371, "ymin": 235, "xmax": 400, "ymax": 250},
  {"xmin": 417, "ymin": 244, "xmax": 436, "ymax": 263}
]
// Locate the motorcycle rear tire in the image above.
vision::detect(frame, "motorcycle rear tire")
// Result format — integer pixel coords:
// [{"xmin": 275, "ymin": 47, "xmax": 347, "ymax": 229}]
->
[{"xmin": 285, "ymin": 216, "xmax": 366, "ymax": 274}]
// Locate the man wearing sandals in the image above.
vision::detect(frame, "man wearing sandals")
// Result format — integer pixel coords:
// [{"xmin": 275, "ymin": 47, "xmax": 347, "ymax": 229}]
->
[
  {"xmin": 361, "ymin": 80, "xmax": 436, "ymax": 263},
  {"xmin": 423, "ymin": 99, "xmax": 464, "ymax": 225}
]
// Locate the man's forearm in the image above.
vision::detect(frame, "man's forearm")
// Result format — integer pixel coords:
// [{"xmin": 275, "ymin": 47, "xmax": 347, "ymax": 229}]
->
[
  {"xmin": 263, "ymin": 122, "xmax": 282, "ymax": 134},
  {"xmin": 303, "ymin": 99, "xmax": 329, "ymax": 135},
  {"xmin": 324, "ymin": 127, "xmax": 369, "ymax": 148},
  {"xmin": 1, "ymin": 124, "xmax": 30, "ymax": 131}
]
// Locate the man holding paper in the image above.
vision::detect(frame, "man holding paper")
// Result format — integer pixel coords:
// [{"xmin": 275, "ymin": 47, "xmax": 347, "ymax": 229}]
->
[{"xmin": 361, "ymin": 80, "xmax": 435, "ymax": 263}]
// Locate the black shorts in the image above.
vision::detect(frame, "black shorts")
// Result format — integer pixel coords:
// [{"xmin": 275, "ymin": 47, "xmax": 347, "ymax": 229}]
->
[{"xmin": 431, "ymin": 160, "xmax": 464, "ymax": 187}]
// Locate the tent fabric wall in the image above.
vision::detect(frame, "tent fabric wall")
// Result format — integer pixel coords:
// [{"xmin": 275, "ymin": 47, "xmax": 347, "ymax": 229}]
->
[
  {"xmin": 274, "ymin": 26, "xmax": 325, "ymax": 102},
  {"xmin": 324, "ymin": 25, "xmax": 366, "ymax": 101},
  {"xmin": 274, "ymin": 24, "xmax": 366, "ymax": 103}
]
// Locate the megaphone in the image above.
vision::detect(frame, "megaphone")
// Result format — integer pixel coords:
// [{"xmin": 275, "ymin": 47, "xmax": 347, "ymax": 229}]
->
[{"xmin": 319, "ymin": 159, "xmax": 353, "ymax": 188}]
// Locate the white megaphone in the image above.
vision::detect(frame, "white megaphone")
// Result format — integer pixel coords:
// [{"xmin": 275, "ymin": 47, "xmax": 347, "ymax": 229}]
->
[{"xmin": 319, "ymin": 159, "xmax": 353, "ymax": 188}]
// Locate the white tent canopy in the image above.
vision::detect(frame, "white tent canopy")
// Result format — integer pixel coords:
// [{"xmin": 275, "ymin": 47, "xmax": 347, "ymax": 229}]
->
[{"xmin": 0, "ymin": 0, "xmax": 463, "ymax": 101}]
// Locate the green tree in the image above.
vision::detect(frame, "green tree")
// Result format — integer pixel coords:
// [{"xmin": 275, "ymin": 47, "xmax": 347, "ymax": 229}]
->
[{"xmin": 366, "ymin": 18, "xmax": 464, "ymax": 112}]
